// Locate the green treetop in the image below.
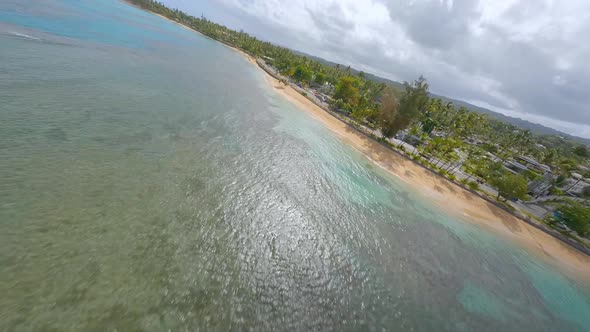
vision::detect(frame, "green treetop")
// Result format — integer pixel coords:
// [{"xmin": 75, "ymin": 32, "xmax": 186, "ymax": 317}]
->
[
  {"xmin": 334, "ymin": 76, "xmax": 361, "ymax": 110},
  {"xmin": 557, "ymin": 200, "xmax": 590, "ymax": 236},
  {"xmin": 491, "ymin": 173, "xmax": 529, "ymax": 201}
]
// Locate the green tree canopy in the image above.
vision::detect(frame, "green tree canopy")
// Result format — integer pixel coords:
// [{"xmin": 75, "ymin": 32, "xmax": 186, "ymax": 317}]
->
[
  {"xmin": 314, "ymin": 72, "xmax": 326, "ymax": 85},
  {"xmin": 542, "ymin": 148, "xmax": 557, "ymax": 164},
  {"xmin": 491, "ymin": 173, "xmax": 528, "ymax": 201},
  {"xmin": 555, "ymin": 174, "xmax": 567, "ymax": 187},
  {"xmin": 522, "ymin": 169, "xmax": 542, "ymax": 181},
  {"xmin": 421, "ymin": 116, "xmax": 437, "ymax": 135},
  {"xmin": 558, "ymin": 158, "xmax": 578, "ymax": 174},
  {"xmin": 292, "ymin": 65, "xmax": 313, "ymax": 83},
  {"xmin": 573, "ymin": 145, "xmax": 589, "ymax": 158},
  {"xmin": 378, "ymin": 76, "xmax": 429, "ymax": 137},
  {"xmin": 334, "ymin": 76, "xmax": 361, "ymax": 108},
  {"xmin": 352, "ymin": 108, "xmax": 379, "ymax": 125},
  {"xmin": 395, "ymin": 76, "xmax": 429, "ymax": 132},
  {"xmin": 377, "ymin": 87, "xmax": 399, "ymax": 138},
  {"xmin": 557, "ymin": 200, "xmax": 590, "ymax": 236}
]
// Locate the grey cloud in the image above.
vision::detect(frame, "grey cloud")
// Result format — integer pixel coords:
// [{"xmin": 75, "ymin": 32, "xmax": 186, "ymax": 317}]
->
[
  {"xmin": 379, "ymin": 0, "xmax": 590, "ymax": 125},
  {"xmin": 461, "ymin": 24, "xmax": 590, "ymax": 124},
  {"xmin": 305, "ymin": 3, "xmax": 355, "ymax": 33},
  {"xmin": 504, "ymin": 0, "xmax": 550, "ymax": 23},
  {"xmin": 383, "ymin": 0, "xmax": 481, "ymax": 50}
]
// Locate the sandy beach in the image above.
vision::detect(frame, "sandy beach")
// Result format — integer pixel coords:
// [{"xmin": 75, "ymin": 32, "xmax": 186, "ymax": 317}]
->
[
  {"xmin": 256, "ymin": 67, "xmax": 590, "ymax": 283},
  {"xmin": 145, "ymin": 7, "xmax": 590, "ymax": 283}
]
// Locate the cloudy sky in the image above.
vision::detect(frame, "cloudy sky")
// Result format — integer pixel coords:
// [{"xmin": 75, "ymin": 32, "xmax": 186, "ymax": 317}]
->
[{"xmin": 162, "ymin": 0, "xmax": 590, "ymax": 138}]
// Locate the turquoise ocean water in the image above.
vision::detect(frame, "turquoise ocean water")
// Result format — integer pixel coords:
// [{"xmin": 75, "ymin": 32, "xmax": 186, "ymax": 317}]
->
[{"xmin": 1, "ymin": 1, "xmax": 590, "ymax": 330}]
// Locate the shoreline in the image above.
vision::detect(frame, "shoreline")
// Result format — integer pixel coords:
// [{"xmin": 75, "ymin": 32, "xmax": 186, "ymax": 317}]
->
[
  {"xmin": 133, "ymin": 3, "xmax": 590, "ymax": 283},
  {"xmin": 259, "ymin": 70, "xmax": 590, "ymax": 284},
  {"xmin": 149, "ymin": 11, "xmax": 259, "ymax": 65}
]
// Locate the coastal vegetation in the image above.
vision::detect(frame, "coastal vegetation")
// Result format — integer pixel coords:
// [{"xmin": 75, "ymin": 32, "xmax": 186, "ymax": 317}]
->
[
  {"xmin": 557, "ymin": 201, "xmax": 590, "ymax": 236},
  {"xmin": 127, "ymin": 0, "xmax": 590, "ymax": 244},
  {"xmin": 491, "ymin": 173, "xmax": 529, "ymax": 202}
]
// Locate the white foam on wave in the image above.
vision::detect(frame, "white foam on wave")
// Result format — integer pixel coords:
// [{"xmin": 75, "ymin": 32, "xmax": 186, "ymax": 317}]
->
[{"xmin": 6, "ymin": 31, "xmax": 41, "ymax": 41}]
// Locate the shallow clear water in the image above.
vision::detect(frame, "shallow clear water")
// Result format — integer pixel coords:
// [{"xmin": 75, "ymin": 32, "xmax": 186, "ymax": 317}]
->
[{"xmin": 1, "ymin": 1, "xmax": 590, "ymax": 331}]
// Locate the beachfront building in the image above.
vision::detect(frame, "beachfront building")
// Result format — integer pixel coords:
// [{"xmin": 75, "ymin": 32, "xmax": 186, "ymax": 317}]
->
[
  {"xmin": 509, "ymin": 156, "xmax": 555, "ymax": 197},
  {"xmin": 528, "ymin": 173, "xmax": 554, "ymax": 197},
  {"xmin": 504, "ymin": 158, "xmax": 557, "ymax": 197},
  {"xmin": 516, "ymin": 155, "xmax": 552, "ymax": 174},
  {"xmin": 564, "ymin": 173, "xmax": 590, "ymax": 196},
  {"xmin": 317, "ymin": 82, "xmax": 334, "ymax": 95},
  {"xmin": 485, "ymin": 152, "xmax": 502, "ymax": 163},
  {"xmin": 504, "ymin": 160, "xmax": 530, "ymax": 174}
]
